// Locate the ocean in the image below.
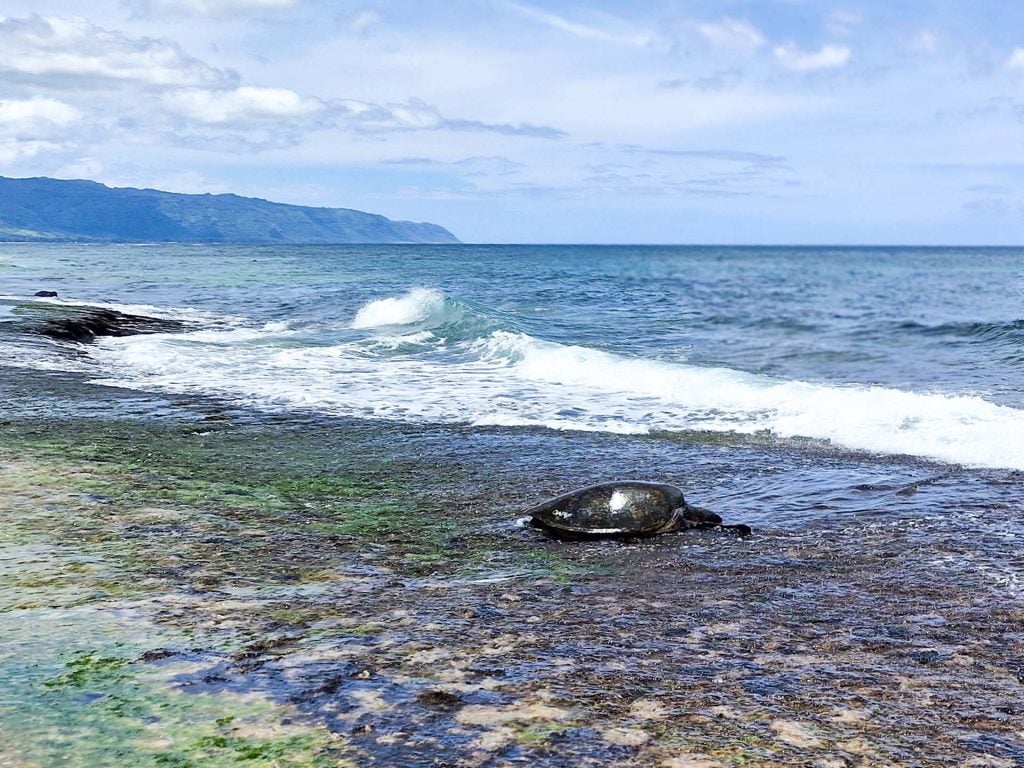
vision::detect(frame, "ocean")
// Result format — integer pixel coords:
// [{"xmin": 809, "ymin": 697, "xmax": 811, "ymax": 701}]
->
[
  {"xmin": 5, "ymin": 242, "xmax": 1024, "ymax": 766},
  {"xmin": 2, "ymin": 243, "xmax": 1023, "ymax": 528}
]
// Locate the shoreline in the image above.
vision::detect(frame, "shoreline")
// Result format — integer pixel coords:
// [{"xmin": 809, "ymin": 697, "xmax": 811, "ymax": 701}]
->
[{"xmin": 2, "ymin": 374, "xmax": 1023, "ymax": 766}]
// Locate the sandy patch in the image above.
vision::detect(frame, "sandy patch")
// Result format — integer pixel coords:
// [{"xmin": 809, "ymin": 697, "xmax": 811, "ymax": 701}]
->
[
  {"xmin": 771, "ymin": 718, "xmax": 823, "ymax": 748},
  {"xmin": 456, "ymin": 702, "xmax": 572, "ymax": 726}
]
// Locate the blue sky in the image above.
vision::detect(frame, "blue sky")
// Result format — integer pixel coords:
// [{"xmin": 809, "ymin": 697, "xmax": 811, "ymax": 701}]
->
[{"xmin": 1, "ymin": 1, "xmax": 1023, "ymax": 243}]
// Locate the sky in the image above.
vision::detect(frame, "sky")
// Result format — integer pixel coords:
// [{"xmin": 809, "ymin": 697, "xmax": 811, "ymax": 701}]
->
[{"xmin": 1, "ymin": 1, "xmax": 1024, "ymax": 244}]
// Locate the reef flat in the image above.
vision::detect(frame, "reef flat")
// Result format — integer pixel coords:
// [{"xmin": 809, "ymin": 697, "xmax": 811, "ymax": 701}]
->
[{"xmin": 1, "ymin": 395, "xmax": 1022, "ymax": 767}]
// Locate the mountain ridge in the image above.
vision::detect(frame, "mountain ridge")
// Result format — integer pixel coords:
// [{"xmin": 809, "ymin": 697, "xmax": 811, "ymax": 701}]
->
[{"xmin": 0, "ymin": 176, "xmax": 459, "ymax": 244}]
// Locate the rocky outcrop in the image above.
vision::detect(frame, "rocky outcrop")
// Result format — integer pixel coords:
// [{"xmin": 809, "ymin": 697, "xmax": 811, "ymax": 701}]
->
[{"xmin": 8, "ymin": 302, "xmax": 186, "ymax": 344}]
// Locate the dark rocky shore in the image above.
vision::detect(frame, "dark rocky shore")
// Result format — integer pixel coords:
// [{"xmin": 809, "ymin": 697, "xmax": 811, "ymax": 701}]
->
[{"xmin": 1, "ymin": 368, "xmax": 1022, "ymax": 767}]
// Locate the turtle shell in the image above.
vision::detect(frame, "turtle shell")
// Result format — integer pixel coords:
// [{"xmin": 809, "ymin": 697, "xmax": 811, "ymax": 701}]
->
[{"xmin": 526, "ymin": 481, "xmax": 687, "ymax": 539}]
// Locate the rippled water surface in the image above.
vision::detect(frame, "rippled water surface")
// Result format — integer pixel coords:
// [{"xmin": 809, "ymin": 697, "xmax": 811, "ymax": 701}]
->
[
  {"xmin": 3, "ymin": 243, "xmax": 1024, "ymax": 766},
  {"xmin": 2, "ymin": 243, "xmax": 1023, "ymax": 519}
]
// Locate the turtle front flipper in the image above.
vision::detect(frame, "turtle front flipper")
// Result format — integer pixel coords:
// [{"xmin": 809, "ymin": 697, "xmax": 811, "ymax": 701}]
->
[{"xmin": 720, "ymin": 523, "xmax": 753, "ymax": 537}]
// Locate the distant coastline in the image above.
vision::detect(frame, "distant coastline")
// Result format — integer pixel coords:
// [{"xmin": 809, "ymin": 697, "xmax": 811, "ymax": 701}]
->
[{"xmin": 0, "ymin": 176, "xmax": 459, "ymax": 245}]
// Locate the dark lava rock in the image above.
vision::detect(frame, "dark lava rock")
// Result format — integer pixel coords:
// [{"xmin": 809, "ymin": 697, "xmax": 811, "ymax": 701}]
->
[
  {"xmin": 34, "ymin": 290, "xmax": 58, "ymax": 298},
  {"xmin": 415, "ymin": 689, "xmax": 462, "ymax": 710},
  {"xmin": 741, "ymin": 672, "xmax": 803, "ymax": 699},
  {"xmin": 958, "ymin": 734, "xmax": 1024, "ymax": 763},
  {"xmin": 13, "ymin": 304, "xmax": 186, "ymax": 343},
  {"xmin": 907, "ymin": 649, "xmax": 945, "ymax": 665}
]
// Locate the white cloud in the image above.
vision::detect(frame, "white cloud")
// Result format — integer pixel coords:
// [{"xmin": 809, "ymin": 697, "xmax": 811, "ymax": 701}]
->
[
  {"xmin": 696, "ymin": 18, "xmax": 765, "ymax": 52},
  {"xmin": 57, "ymin": 157, "xmax": 105, "ymax": 179},
  {"xmin": 125, "ymin": 0, "xmax": 298, "ymax": 16},
  {"xmin": 338, "ymin": 99, "xmax": 444, "ymax": 130},
  {"xmin": 0, "ymin": 98, "xmax": 81, "ymax": 168},
  {"xmin": 160, "ymin": 87, "xmax": 564, "ymax": 149},
  {"xmin": 350, "ymin": 10, "xmax": 381, "ymax": 32},
  {"xmin": 383, "ymin": 155, "xmax": 526, "ymax": 178},
  {"xmin": 0, "ymin": 139, "xmax": 61, "ymax": 165},
  {"xmin": 773, "ymin": 43, "xmax": 851, "ymax": 72},
  {"xmin": 0, "ymin": 97, "xmax": 81, "ymax": 127},
  {"xmin": 164, "ymin": 86, "xmax": 325, "ymax": 124},
  {"xmin": 502, "ymin": 1, "xmax": 652, "ymax": 46},
  {"xmin": 1006, "ymin": 47, "xmax": 1024, "ymax": 71},
  {"xmin": 165, "ymin": 88, "xmax": 516, "ymax": 133},
  {"xmin": 826, "ymin": 10, "xmax": 862, "ymax": 38},
  {"xmin": 0, "ymin": 15, "xmax": 234, "ymax": 87},
  {"xmin": 910, "ymin": 29, "xmax": 939, "ymax": 55},
  {"xmin": 335, "ymin": 98, "xmax": 563, "ymax": 138}
]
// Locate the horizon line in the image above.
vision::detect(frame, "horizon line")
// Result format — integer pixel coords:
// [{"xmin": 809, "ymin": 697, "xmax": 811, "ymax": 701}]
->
[{"xmin": 2, "ymin": 240, "xmax": 1022, "ymax": 248}]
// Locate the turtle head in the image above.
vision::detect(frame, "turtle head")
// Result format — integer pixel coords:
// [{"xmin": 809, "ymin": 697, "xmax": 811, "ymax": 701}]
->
[
  {"xmin": 672, "ymin": 503, "xmax": 753, "ymax": 537},
  {"xmin": 673, "ymin": 503, "xmax": 722, "ymax": 529}
]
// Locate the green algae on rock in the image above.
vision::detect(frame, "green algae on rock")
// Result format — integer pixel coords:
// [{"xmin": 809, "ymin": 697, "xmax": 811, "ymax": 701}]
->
[{"xmin": 3, "ymin": 415, "xmax": 1024, "ymax": 767}]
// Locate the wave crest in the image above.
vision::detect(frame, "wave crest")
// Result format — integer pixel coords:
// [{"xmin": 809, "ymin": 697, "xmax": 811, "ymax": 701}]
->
[
  {"xmin": 896, "ymin": 318, "xmax": 1024, "ymax": 343},
  {"xmin": 51, "ymin": 287, "xmax": 1024, "ymax": 472},
  {"xmin": 350, "ymin": 288, "xmax": 450, "ymax": 329}
]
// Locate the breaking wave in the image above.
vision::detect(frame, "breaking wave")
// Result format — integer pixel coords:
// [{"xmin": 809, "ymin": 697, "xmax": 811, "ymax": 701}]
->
[{"xmin": 63, "ymin": 287, "xmax": 1024, "ymax": 471}]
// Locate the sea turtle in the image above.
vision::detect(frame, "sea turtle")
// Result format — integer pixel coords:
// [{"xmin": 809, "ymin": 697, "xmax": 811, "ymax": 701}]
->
[{"xmin": 526, "ymin": 480, "xmax": 750, "ymax": 540}]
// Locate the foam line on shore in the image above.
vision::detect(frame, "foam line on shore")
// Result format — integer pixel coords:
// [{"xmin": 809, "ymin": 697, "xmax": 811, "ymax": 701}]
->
[
  {"xmin": 80, "ymin": 300, "xmax": 1024, "ymax": 470},
  {"xmin": 0, "ymin": 294, "xmax": 241, "ymax": 324}
]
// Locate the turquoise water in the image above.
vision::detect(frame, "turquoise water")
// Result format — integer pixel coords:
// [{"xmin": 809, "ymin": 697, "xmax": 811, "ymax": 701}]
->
[{"xmin": 2, "ymin": 243, "xmax": 1023, "ymax": 526}]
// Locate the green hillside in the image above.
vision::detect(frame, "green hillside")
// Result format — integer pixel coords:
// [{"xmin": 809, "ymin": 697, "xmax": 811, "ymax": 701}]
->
[{"xmin": 0, "ymin": 176, "xmax": 459, "ymax": 244}]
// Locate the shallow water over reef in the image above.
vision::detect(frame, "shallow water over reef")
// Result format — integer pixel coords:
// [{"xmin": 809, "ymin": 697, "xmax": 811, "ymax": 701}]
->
[
  {"xmin": 2, "ymin": 241, "xmax": 1023, "ymax": 765},
  {"xmin": 1, "ymin": 370, "xmax": 1022, "ymax": 766}
]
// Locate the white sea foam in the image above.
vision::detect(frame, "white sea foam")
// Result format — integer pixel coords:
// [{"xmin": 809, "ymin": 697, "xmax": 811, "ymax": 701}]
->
[
  {"xmin": 83, "ymin": 310, "xmax": 1024, "ymax": 470},
  {"xmin": 2, "ymin": 343, "xmax": 96, "ymax": 373},
  {"xmin": 163, "ymin": 322, "xmax": 298, "ymax": 345},
  {"xmin": 0, "ymin": 294, "xmax": 240, "ymax": 324},
  {"xmin": 350, "ymin": 287, "xmax": 448, "ymax": 329}
]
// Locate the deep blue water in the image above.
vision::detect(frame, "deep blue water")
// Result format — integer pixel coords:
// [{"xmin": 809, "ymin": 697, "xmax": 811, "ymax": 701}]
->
[{"xmin": 2, "ymin": 243, "xmax": 1023, "ymax": 527}]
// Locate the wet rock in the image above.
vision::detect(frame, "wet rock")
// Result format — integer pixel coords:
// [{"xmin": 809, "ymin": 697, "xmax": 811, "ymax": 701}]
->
[
  {"xmin": 34, "ymin": 290, "xmax": 58, "ymax": 298},
  {"xmin": 416, "ymin": 689, "xmax": 462, "ymax": 710},
  {"xmin": 137, "ymin": 648, "xmax": 180, "ymax": 662},
  {"xmin": 907, "ymin": 649, "xmax": 945, "ymax": 664},
  {"xmin": 79, "ymin": 492, "xmax": 114, "ymax": 504},
  {"xmin": 741, "ymin": 673, "xmax": 802, "ymax": 699},
  {"xmin": 314, "ymin": 675, "xmax": 346, "ymax": 695},
  {"xmin": 9, "ymin": 303, "xmax": 186, "ymax": 343},
  {"xmin": 5, "ymin": 415, "xmax": 1024, "ymax": 767},
  {"xmin": 957, "ymin": 734, "xmax": 1024, "ymax": 764},
  {"xmin": 45, "ymin": 309, "xmax": 185, "ymax": 343}
]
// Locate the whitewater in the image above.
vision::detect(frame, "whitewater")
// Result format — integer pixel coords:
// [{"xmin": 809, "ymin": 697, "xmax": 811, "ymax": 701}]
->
[{"xmin": 3, "ymin": 244, "xmax": 1023, "ymax": 473}]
